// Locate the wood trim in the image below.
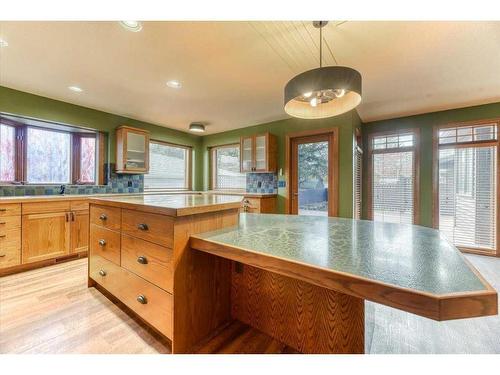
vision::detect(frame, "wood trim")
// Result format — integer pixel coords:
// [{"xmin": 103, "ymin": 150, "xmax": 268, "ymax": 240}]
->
[
  {"xmin": 432, "ymin": 120, "xmax": 500, "ymax": 257},
  {"xmin": 190, "ymin": 236, "xmax": 497, "ymax": 321},
  {"xmin": 285, "ymin": 127, "xmax": 339, "ymax": 217},
  {"xmin": 98, "ymin": 132, "xmax": 107, "ymax": 185},
  {"xmin": 366, "ymin": 128, "xmax": 421, "ymax": 224}
]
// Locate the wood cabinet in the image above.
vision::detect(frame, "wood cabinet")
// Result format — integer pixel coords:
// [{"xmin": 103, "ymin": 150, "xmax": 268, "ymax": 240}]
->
[
  {"xmin": 70, "ymin": 210, "xmax": 89, "ymax": 254},
  {"xmin": 115, "ymin": 126, "xmax": 150, "ymax": 174},
  {"xmin": 22, "ymin": 211, "xmax": 71, "ymax": 264},
  {"xmin": 0, "ymin": 204, "xmax": 21, "ymax": 269},
  {"xmin": 240, "ymin": 196, "xmax": 277, "ymax": 213},
  {"xmin": 240, "ymin": 133, "xmax": 277, "ymax": 173}
]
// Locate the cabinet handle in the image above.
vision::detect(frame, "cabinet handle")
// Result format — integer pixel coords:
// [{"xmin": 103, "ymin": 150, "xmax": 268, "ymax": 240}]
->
[
  {"xmin": 137, "ymin": 223, "xmax": 148, "ymax": 231},
  {"xmin": 99, "ymin": 269, "xmax": 107, "ymax": 276},
  {"xmin": 0, "ymin": 234, "xmax": 6, "ymax": 238},
  {"xmin": 98, "ymin": 239, "xmax": 106, "ymax": 247},
  {"xmin": 0, "ymin": 222, "xmax": 6, "ymax": 224},
  {"xmin": 0, "ymin": 208, "xmax": 6, "ymax": 212},
  {"xmin": 0, "ymin": 254, "xmax": 6, "ymax": 258},
  {"xmin": 65, "ymin": 213, "xmax": 69, "ymax": 222},
  {"xmin": 136, "ymin": 295, "xmax": 148, "ymax": 304},
  {"xmin": 99, "ymin": 214, "xmax": 107, "ymax": 221},
  {"xmin": 137, "ymin": 256, "xmax": 148, "ymax": 264},
  {"xmin": 71, "ymin": 212, "xmax": 75, "ymax": 221}
]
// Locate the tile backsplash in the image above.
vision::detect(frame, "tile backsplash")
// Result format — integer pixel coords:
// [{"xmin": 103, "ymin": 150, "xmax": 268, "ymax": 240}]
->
[
  {"xmin": 0, "ymin": 170, "xmax": 144, "ymax": 197},
  {"xmin": 246, "ymin": 173, "xmax": 278, "ymax": 194}
]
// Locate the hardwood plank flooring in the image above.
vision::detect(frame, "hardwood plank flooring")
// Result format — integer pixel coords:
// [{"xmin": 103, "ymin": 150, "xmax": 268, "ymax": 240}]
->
[{"xmin": 1, "ymin": 254, "xmax": 499, "ymax": 354}]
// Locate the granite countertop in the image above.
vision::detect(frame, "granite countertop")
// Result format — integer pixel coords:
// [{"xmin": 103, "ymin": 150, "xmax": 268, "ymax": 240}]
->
[
  {"xmin": 191, "ymin": 214, "xmax": 490, "ymax": 296},
  {"xmin": 89, "ymin": 193, "xmax": 243, "ymax": 216}
]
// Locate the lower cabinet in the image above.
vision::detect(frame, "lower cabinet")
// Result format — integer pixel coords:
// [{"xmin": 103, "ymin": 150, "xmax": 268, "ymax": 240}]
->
[
  {"xmin": 70, "ymin": 210, "xmax": 89, "ymax": 254},
  {"xmin": 22, "ymin": 211, "xmax": 71, "ymax": 264},
  {"xmin": 241, "ymin": 196, "xmax": 277, "ymax": 213},
  {"xmin": 0, "ymin": 206, "xmax": 22, "ymax": 269}
]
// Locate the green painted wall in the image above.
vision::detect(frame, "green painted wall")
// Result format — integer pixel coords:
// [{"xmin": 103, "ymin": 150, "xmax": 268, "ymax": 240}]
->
[
  {"xmin": 202, "ymin": 112, "xmax": 359, "ymax": 217},
  {"xmin": 0, "ymin": 86, "xmax": 204, "ymax": 190},
  {"xmin": 362, "ymin": 102, "xmax": 500, "ymax": 227}
]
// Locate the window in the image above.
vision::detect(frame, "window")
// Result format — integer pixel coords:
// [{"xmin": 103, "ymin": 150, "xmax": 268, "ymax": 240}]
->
[
  {"xmin": 368, "ymin": 130, "xmax": 418, "ymax": 224},
  {"xmin": 144, "ymin": 141, "xmax": 191, "ymax": 190},
  {"xmin": 211, "ymin": 144, "xmax": 246, "ymax": 190},
  {"xmin": 353, "ymin": 130, "xmax": 363, "ymax": 220},
  {"xmin": 0, "ymin": 116, "xmax": 98, "ymax": 185},
  {"xmin": 436, "ymin": 122, "xmax": 498, "ymax": 254},
  {"xmin": 0, "ymin": 123, "xmax": 16, "ymax": 182}
]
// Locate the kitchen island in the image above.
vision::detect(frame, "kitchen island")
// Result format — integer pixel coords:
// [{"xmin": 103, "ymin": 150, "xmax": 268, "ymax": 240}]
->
[{"xmin": 88, "ymin": 197, "xmax": 497, "ymax": 354}]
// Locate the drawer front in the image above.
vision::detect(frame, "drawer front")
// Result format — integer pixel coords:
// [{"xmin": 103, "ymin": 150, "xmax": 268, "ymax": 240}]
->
[
  {"xmin": 70, "ymin": 200, "xmax": 90, "ymax": 211},
  {"xmin": 122, "ymin": 209, "xmax": 173, "ymax": 248},
  {"xmin": 89, "ymin": 224, "xmax": 121, "ymax": 265},
  {"xmin": 90, "ymin": 205, "xmax": 121, "ymax": 231},
  {"xmin": 121, "ymin": 234, "xmax": 173, "ymax": 292},
  {"xmin": 90, "ymin": 255, "xmax": 173, "ymax": 338},
  {"xmin": 0, "ymin": 203, "xmax": 21, "ymax": 217},
  {"xmin": 22, "ymin": 201, "xmax": 70, "ymax": 215},
  {"xmin": 0, "ymin": 216, "xmax": 21, "ymax": 268}
]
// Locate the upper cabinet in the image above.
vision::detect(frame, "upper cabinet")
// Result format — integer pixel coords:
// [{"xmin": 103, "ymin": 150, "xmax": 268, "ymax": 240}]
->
[
  {"xmin": 115, "ymin": 126, "xmax": 150, "ymax": 174},
  {"xmin": 240, "ymin": 133, "xmax": 277, "ymax": 173}
]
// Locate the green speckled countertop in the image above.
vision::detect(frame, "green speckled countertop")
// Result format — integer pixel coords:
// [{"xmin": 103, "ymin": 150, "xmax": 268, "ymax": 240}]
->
[{"xmin": 192, "ymin": 214, "xmax": 488, "ymax": 296}]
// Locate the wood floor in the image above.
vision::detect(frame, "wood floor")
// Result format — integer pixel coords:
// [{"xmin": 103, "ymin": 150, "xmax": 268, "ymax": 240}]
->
[{"xmin": 1, "ymin": 255, "xmax": 499, "ymax": 354}]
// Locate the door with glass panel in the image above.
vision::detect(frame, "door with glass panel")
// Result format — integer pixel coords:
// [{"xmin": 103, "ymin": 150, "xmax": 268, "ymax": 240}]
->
[
  {"xmin": 436, "ymin": 122, "xmax": 498, "ymax": 255},
  {"xmin": 290, "ymin": 133, "xmax": 334, "ymax": 216}
]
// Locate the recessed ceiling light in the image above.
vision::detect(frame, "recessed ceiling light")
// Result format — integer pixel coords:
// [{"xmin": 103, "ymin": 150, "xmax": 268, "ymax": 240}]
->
[
  {"xmin": 189, "ymin": 123, "xmax": 205, "ymax": 133},
  {"xmin": 0, "ymin": 39, "xmax": 8, "ymax": 47},
  {"xmin": 166, "ymin": 80, "xmax": 182, "ymax": 89},
  {"xmin": 120, "ymin": 21, "xmax": 143, "ymax": 32},
  {"xmin": 68, "ymin": 86, "xmax": 83, "ymax": 93}
]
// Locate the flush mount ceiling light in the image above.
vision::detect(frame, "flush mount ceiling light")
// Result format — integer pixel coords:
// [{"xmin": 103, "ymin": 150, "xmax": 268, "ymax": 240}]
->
[
  {"xmin": 166, "ymin": 80, "xmax": 182, "ymax": 89},
  {"xmin": 120, "ymin": 21, "xmax": 143, "ymax": 32},
  {"xmin": 189, "ymin": 122, "xmax": 205, "ymax": 133},
  {"xmin": 0, "ymin": 38, "xmax": 8, "ymax": 47},
  {"xmin": 68, "ymin": 86, "xmax": 83, "ymax": 93},
  {"xmin": 284, "ymin": 21, "xmax": 362, "ymax": 119}
]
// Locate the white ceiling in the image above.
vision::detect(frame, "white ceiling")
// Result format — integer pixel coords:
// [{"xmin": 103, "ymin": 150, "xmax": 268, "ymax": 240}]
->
[{"xmin": 1, "ymin": 21, "xmax": 499, "ymax": 134}]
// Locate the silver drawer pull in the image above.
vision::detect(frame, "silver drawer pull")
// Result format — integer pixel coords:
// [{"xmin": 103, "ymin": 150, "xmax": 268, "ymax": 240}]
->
[
  {"xmin": 137, "ymin": 223, "xmax": 148, "ymax": 231},
  {"xmin": 136, "ymin": 295, "xmax": 148, "ymax": 304},
  {"xmin": 99, "ymin": 214, "xmax": 107, "ymax": 221},
  {"xmin": 99, "ymin": 269, "xmax": 107, "ymax": 276},
  {"xmin": 98, "ymin": 239, "xmax": 106, "ymax": 246},
  {"xmin": 137, "ymin": 256, "xmax": 148, "ymax": 265}
]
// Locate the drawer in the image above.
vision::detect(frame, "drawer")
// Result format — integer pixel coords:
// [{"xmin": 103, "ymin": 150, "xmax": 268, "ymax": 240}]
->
[
  {"xmin": 90, "ymin": 205, "xmax": 121, "ymax": 231},
  {"xmin": 0, "ymin": 216, "xmax": 21, "ymax": 269},
  {"xmin": 122, "ymin": 209, "xmax": 173, "ymax": 248},
  {"xmin": 240, "ymin": 207, "xmax": 260, "ymax": 214},
  {"xmin": 242, "ymin": 197, "xmax": 261, "ymax": 208},
  {"xmin": 22, "ymin": 201, "xmax": 70, "ymax": 215},
  {"xmin": 71, "ymin": 200, "xmax": 89, "ymax": 211},
  {"xmin": 121, "ymin": 234, "xmax": 173, "ymax": 292},
  {"xmin": 89, "ymin": 224, "xmax": 121, "ymax": 265},
  {"xmin": 89, "ymin": 255, "xmax": 173, "ymax": 339},
  {"xmin": 0, "ymin": 203, "xmax": 21, "ymax": 217}
]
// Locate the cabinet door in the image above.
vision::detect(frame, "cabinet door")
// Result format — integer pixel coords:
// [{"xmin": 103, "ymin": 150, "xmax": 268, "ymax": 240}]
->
[
  {"xmin": 22, "ymin": 212, "xmax": 70, "ymax": 264},
  {"xmin": 254, "ymin": 134, "xmax": 267, "ymax": 171},
  {"xmin": 241, "ymin": 136, "xmax": 254, "ymax": 172},
  {"xmin": 125, "ymin": 131, "xmax": 149, "ymax": 172},
  {"xmin": 70, "ymin": 210, "xmax": 89, "ymax": 254}
]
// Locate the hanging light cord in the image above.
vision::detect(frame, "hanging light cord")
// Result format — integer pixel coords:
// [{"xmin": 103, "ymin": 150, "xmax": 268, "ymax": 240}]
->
[{"xmin": 319, "ymin": 25, "xmax": 323, "ymax": 68}]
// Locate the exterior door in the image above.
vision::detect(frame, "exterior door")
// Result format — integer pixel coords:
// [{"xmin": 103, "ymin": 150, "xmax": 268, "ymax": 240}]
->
[{"xmin": 290, "ymin": 132, "xmax": 336, "ymax": 217}]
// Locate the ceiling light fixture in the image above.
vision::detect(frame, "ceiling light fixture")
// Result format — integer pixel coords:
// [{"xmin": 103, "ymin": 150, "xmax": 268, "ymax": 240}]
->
[
  {"xmin": 189, "ymin": 122, "xmax": 205, "ymax": 133},
  {"xmin": 284, "ymin": 21, "xmax": 362, "ymax": 119},
  {"xmin": 166, "ymin": 80, "xmax": 182, "ymax": 89},
  {"xmin": 120, "ymin": 21, "xmax": 143, "ymax": 32},
  {"xmin": 68, "ymin": 86, "xmax": 83, "ymax": 93},
  {"xmin": 0, "ymin": 39, "xmax": 8, "ymax": 47}
]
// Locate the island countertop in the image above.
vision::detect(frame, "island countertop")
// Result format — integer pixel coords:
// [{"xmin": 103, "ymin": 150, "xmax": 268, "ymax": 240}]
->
[
  {"xmin": 89, "ymin": 193, "xmax": 243, "ymax": 216},
  {"xmin": 190, "ymin": 213, "xmax": 498, "ymax": 321}
]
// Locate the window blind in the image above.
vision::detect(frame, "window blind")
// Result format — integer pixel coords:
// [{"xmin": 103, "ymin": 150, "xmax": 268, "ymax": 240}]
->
[
  {"xmin": 144, "ymin": 142, "xmax": 190, "ymax": 189},
  {"xmin": 213, "ymin": 145, "xmax": 246, "ymax": 190},
  {"xmin": 353, "ymin": 146, "xmax": 362, "ymax": 220},
  {"xmin": 437, "ymin": 124, "xmax": 497, "ymax": 252},
  {"xmin": 370, "ymin": 132, "xmax": 416, "ymax": 224}
]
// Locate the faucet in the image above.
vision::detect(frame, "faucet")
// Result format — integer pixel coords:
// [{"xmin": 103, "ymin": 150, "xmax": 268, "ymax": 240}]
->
[{"xmin": 59, "ymin": 185, "xmax": 66, "ymax": 195}]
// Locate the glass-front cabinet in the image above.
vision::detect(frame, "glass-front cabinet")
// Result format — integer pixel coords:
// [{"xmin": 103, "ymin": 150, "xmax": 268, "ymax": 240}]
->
[
  {"xmin": 240, "ymin": 132, "xmax": 277, "ymax": 173},
  {"xmin": 115, "ymin": 126, "xmax": 150, "ymax": 173}
]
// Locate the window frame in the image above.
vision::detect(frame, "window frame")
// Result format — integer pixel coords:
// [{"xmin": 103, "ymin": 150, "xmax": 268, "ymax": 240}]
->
[
  {"xmin": 367, "ymin": 128, "xmax": 420, "ymax": 225},
  {"xmin": 144, "ymin": 139, "xmax": 192, "ymax": 191},
  {"xmin": 0, "ymin": 117, "xmax": 99, "ymax": 186},
  {"xmin": 210, "ymin": 143, "xmax": 246, "ymax": 191},
  {"xmin": 433, "ymin": 119, "xmax": 500, "ymax": 257}
]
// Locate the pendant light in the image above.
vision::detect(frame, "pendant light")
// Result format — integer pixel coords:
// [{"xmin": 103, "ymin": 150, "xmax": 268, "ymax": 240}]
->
[{"xmin": 284, "ymin": 21, "xmax": 362, "ymax": 119}]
